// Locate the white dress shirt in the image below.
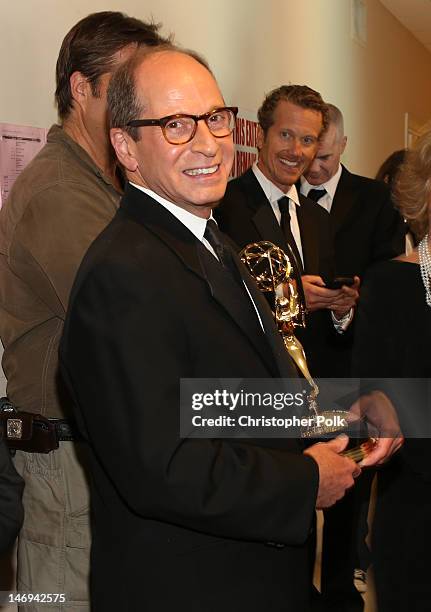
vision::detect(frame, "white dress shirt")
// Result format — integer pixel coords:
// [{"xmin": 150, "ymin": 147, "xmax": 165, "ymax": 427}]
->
[
  {"xmin": 300, "ymin": 163, "xmax": 343, "ymax": 213},
  {"xmin": 130, "ymin": 181, "xmax": 218, "ymax": 256},
  {"xmin": 252, "ymin": 163, "xmax": 304, "ymax": 267}
]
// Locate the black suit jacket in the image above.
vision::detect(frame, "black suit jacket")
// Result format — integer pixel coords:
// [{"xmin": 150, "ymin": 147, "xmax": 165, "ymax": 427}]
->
[
  {"xmin": 60, "ymin": 184, "xmax": 319, "ymax": 612},
  {"xmin": 291, "ymin": 165, "xmax": 406, "ymax": 376},
  {"xmin": 216, "ymin": 168, "xmax": 338, "ymax": 377},
  {"xmin": 323, "ymin": 166, "xmax": 406, "ymax": 277},
  {"xmin": 216, "ymin": 168, "xmax": 334, "ymax": 278}
]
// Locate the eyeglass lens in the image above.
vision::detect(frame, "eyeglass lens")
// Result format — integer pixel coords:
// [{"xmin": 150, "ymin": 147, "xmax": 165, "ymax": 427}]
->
[{"xmin": 164, "ymin": 109, "xmax": 236, "ymax": 144}]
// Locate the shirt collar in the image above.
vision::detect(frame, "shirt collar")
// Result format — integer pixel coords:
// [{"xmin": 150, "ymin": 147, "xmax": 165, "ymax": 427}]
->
[
  {"xmin": 300, "ymin": 163, "xmax": 342, "ymax": 200},
  {"xmin": 252, "ymin": 162, "xmax": 301, "ymax": 206},
  {"xmin": 129, "ymin": 182, "xmax": 210, "ymax": 242}
]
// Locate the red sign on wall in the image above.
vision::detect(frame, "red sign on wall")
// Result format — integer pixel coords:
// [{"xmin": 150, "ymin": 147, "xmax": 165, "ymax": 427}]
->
[{"xmin": 230, "ymin": 110, "xmax": 259, "ymax": 179}]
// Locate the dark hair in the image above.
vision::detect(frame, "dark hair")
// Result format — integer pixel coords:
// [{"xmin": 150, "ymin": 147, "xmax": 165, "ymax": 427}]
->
[
  {"xmin": 55, "ymin": 11, "xmax": 169, "ymax": 120},
  {"xmin": 257, "ymin": 84, "xmax": 329, "ymax": 135},
  {"xmin": 108, "ymin": 45, "xmax": 212, "ymax": 142},
  {"xmin": 375, "ymin": 149, "xmax": 407, "ymax": 190}
]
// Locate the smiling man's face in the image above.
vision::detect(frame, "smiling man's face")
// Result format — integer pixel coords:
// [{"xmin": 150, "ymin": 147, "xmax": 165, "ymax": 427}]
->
[
  {"xmin": 122, "ymin": 51, "xmax": 234, "ymax": 218},
  {"xmin": 256, "ymin": 100, "xmax": 322, "ymax": 192}
]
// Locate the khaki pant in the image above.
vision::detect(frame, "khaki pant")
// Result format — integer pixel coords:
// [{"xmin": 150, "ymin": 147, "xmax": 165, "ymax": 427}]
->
[{"xmin": 14, "ymin": 443, "xmax": 91, "ymax": 611}]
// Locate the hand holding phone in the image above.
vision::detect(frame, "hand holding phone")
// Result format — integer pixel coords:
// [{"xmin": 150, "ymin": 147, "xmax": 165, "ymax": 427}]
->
[{"xmin": 324, "ymin": 275, "xmax": 356, "ymax": 290}]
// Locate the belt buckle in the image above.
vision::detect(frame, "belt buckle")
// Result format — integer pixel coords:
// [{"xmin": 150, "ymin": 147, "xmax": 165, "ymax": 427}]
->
[{"xmin": 6, "ymin": 418, "xmax": 24, "ymax": 440}]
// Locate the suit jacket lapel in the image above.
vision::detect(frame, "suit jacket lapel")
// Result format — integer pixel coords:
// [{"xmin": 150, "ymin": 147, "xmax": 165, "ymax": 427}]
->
[
  {"xmin": 121, "ymin": 184, "xmax": 206, "ymax": 281},
  {"xmin": 253, "ymin": 204, "xmax": 289, "ymax": 251},
  {"xmin": 241, "ymin": 169, "xmax": 293, "ymax": 254},
  {"xmin": 120, "ymin": 184, "xmax": 279, "ymax": 375},
  {"xmin": 242, "ymin": 171, "xmax": 306, "ymax": 275},
  {"xmin": 197, "ymin": 244, "xmax": 279, "ymax": 376},
  {"xmin": 330, "ymin": 166, "xmax": 357, "ymax": 233}
]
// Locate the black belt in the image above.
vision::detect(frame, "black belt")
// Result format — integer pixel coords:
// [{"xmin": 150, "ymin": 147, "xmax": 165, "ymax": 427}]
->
[{"xmin": 1, "ymin": 397, "xmax": 84, "ymax": 452}]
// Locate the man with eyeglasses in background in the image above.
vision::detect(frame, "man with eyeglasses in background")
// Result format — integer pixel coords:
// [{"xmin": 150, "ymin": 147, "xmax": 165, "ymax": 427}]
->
[
  {"xmin": 58, "ymin": 44, "xmax": 375, "ymax": 611},
  {"xmin": 0, "ymin": 12, "xmax": 167, "ymax": 609}
]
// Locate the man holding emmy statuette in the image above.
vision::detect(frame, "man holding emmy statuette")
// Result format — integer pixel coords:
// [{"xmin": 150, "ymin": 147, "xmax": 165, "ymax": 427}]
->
[{"xmin": 60, "ymin": 47, "xmax": 401, "ymax": 612}]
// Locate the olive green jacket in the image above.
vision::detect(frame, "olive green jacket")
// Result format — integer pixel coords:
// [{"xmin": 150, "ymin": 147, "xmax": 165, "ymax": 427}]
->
[{"xmin": 0, "ymin": 125, "xmax": 121, "ymax": 417}]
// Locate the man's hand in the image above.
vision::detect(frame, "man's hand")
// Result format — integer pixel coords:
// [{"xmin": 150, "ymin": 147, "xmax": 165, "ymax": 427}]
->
[
  {"xmin": 300, "ymin": 275, "xmax": 360, "ymax": 317},
  {"xmin": 304, "ymin": 435, "xmax": 361, "ymax": 508},
  {"xmin": 331, "ymin": 276, "xmax": 360, "ymax": 319},
  {"xmin": 301, "ymin": 275, "xmax": 345, "ymax": 312},
  {"xmin": 348, "ymin": 390, "xmax": 404, "ymax": 467}
]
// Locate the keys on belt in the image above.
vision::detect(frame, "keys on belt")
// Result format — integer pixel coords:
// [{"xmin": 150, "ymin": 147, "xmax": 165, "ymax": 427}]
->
[{"xmin": 0, "ymin": 397, "xmax": 83, "ymax": 453}]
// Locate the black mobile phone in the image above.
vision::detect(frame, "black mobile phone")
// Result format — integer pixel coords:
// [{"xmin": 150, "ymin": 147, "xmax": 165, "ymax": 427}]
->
[{"xmin": 325, "ymin": 275, "xmax": 355, "ymax": 290}]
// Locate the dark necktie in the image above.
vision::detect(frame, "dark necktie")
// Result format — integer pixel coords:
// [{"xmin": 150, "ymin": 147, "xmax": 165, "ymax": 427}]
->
[
  {"xmin": 204, "ymin": 219, "xmax": 243, "ymax": 284},
  {"xmin": 277, "ymin": 196, "xmax": 304, "ymax": 275},
  {"xmin": 203, "ymin": 220, "xmax": 299, "ymax": 379},
  {"xmin": 306, "ymin": 188, "xmax": 326, "ymax": 203}
]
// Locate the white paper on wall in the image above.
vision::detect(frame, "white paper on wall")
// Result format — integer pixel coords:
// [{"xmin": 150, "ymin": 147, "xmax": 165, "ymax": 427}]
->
[{"xmin": 0, "ymin": 123, "xmax": 48, "ymax": 208}]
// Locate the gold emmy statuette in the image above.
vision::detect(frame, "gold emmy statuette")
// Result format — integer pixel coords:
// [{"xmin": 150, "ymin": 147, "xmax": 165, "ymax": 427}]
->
[{"xmin": 240, "ymin": 241, "xmax": 376, "ymax": 462}]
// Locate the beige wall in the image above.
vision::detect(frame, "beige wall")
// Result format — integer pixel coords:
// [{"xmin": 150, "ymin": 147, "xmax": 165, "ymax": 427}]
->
[
  {"xmin": 2, "ymin": 0, "xmax": 431, "ymax": 395},
  {"xmin": 350, "ymin": 0, "xmax": 431, "ymax": 176},
  {"xmin": 1, "ymin": 0, "xmax": 431, "ymax": 176}
]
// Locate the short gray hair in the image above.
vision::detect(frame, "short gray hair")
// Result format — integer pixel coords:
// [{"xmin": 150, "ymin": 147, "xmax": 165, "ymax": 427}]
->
[{"xmin": 326, "ymin": 103, "xmax": 345, "ymax": 140}]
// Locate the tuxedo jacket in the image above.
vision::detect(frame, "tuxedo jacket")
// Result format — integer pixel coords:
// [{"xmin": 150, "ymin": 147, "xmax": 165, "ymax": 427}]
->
[
  {"xmin": 60, "ymin": 184, "xmax": 319, "ymax": 612},
  {"xmin": 304, "ymin": 167, "xmax": 406, "ymax": 376},
  {"xmin": 215, "ymin": 168, "xmax": 338, "ymax": 377},
  {"xmin": 321, "ymin": 166, "xmax": 406, "ymax": 277},
  {"xmin": 216, "ymin": 168, "xmax": 334, "ymax": 278}
]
